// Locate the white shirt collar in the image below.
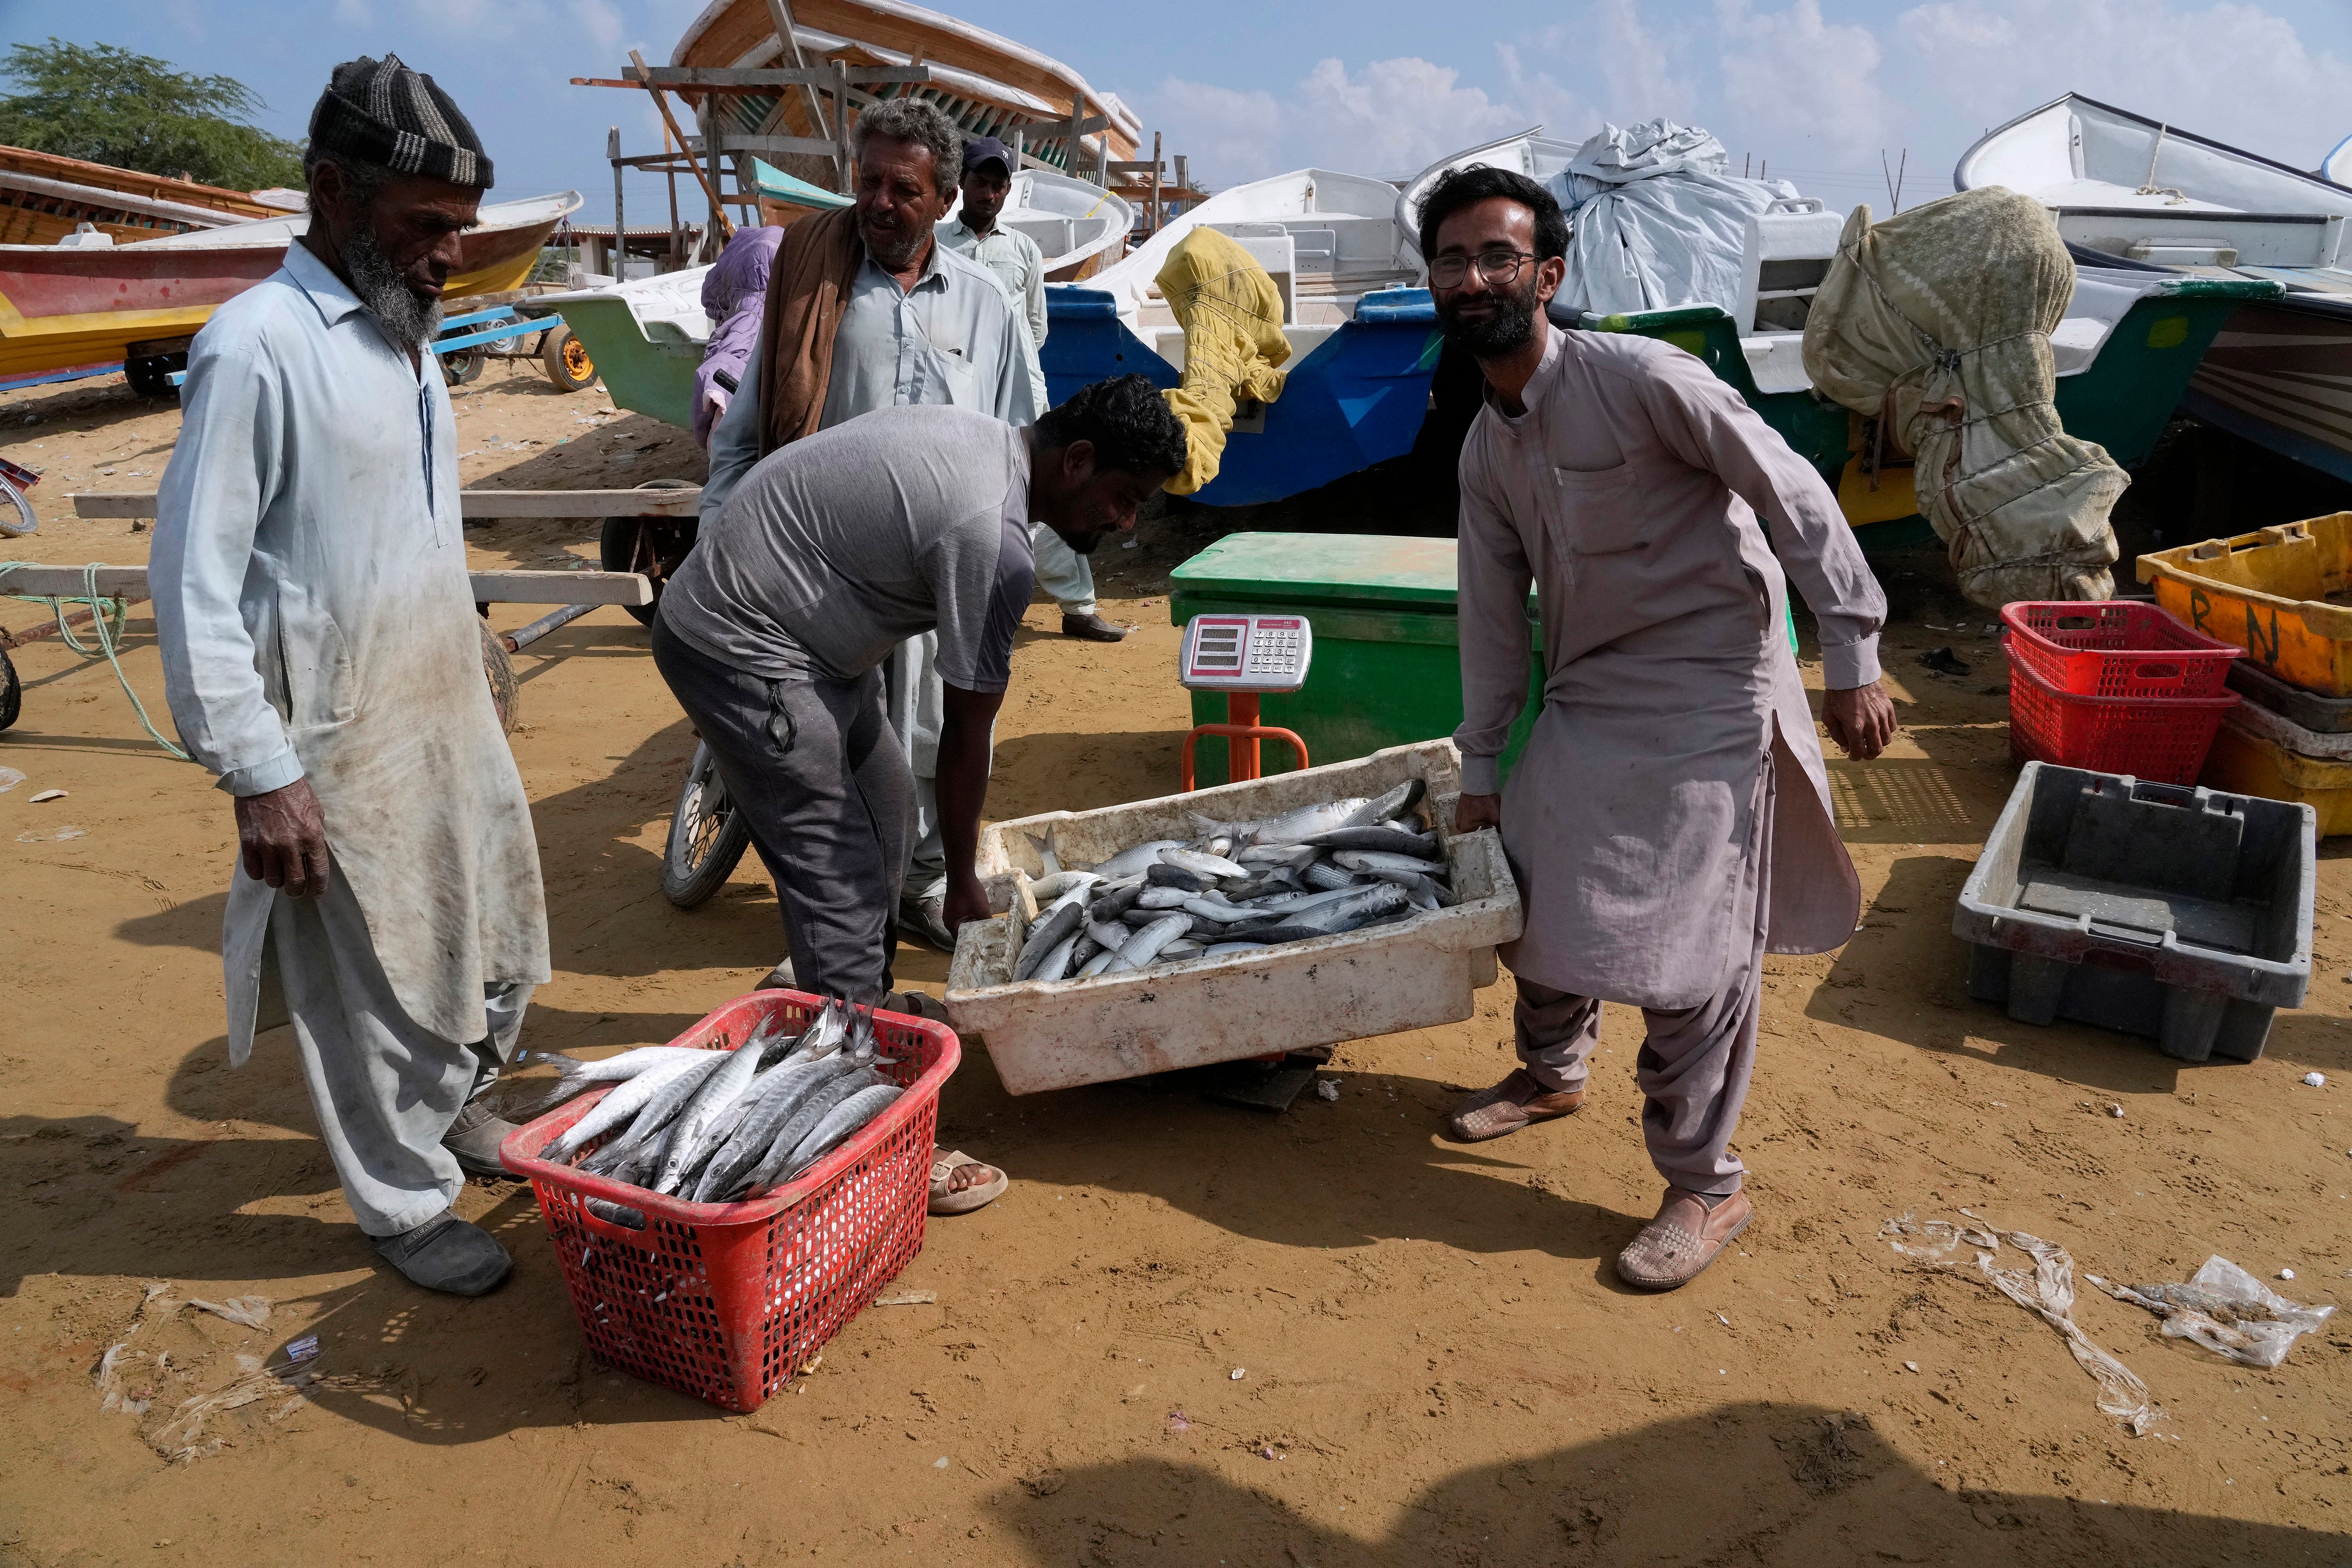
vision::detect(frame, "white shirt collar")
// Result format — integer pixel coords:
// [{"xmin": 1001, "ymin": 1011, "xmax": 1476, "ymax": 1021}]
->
[{"xmin": 279, "ymin": 239, "xmax": 369, "ymax": 329}]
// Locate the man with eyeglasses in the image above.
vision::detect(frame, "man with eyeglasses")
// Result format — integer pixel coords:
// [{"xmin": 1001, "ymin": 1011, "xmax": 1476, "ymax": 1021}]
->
[{"xmin": 1421, "ymin": 166, "xmax": 1896, "ymax": 1292}]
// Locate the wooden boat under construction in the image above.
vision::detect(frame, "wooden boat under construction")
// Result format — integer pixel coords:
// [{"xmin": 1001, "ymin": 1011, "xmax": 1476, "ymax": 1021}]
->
[
  {"xmin": 674, "ymin": 0, "xmax": 1139, "ymax": 256},
  {"xmin": 0, "ymin": 189, "xmax": 580, "ymax": 386},
  {"xmin": 0, "ymin": 143, "xmax": 284, "ymax": 247}
]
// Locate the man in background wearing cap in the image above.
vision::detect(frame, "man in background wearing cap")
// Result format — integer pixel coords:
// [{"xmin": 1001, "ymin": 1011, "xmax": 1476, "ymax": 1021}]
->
[
  {"xmin": 703, "ymin": 97, "xmax": 1033, "ymax": 956},
  {"xmin": 152, "ymin": 55, "xmax": 547, "ymax": 1297},
  {"xmin": 943, "ymin": 135, "xmax": 1131, "ymax": 646}
]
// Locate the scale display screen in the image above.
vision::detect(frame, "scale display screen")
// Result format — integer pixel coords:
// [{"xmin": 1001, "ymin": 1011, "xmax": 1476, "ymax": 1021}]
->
[{"xmin": 1179, "ymin": 614, "xmax": 1313, "ymax": 692}]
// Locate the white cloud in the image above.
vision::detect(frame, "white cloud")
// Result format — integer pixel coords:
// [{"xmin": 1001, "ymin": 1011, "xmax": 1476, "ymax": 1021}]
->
[
  {"xmin": 1590, "ymin": 0, "xmax": 1696, "ymax": 126},
  {"xmin": 1712, "ymin": 0, "xmax": 1887, "ymax": 161},
  {"xmin": 1150, "ymin": 55, "xmax": 1527, "ymax": 186},
  {"xmin": 1894, "ymin": 0, "xmax": 2352, "ymax": 173},
  {"xmin": 571, "ymin": 0, "xmax": 625, "ymax": 50}
]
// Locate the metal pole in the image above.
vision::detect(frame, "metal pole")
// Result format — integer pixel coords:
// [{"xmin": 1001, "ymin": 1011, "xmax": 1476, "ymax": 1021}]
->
[
  {"xmin": 1149, "ymin": 130, "xmax": 1161, "ymax": 236},
  {"xmin": 833, "ymin": 60, "xmax": 851, "ymax": 193},
  {"xmin": 608, "ymin": 125, "xmax": 624, "ymax": 280}
]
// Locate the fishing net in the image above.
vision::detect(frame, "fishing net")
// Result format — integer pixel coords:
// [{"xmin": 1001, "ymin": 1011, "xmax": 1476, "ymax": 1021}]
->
[{"xmin": 1804, "ymin": 189, "xmax": 2123, "ymax": 607}]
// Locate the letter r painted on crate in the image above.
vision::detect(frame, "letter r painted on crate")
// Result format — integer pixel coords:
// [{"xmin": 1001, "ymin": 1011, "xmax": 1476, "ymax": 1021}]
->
[
  {"xmin": 2246, "ymin": 604, "xmax": 2280, "ymax": 667},
  {"xmin": 2188, "ymin": 587, "xmax": 2210, "ymax": 633}
]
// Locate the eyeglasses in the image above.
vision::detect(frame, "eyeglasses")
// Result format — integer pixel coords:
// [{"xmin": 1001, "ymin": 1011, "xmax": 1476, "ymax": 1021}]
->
[{"xmin": 1428, "ymin": 248, "xmax": 1538, "ymax": 289}]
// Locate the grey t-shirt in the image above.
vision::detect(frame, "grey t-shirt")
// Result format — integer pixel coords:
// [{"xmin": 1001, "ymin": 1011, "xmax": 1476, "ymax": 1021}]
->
[{"xmin": 659, "ymin": 405, "xmax": 1037, "ymax": 690}]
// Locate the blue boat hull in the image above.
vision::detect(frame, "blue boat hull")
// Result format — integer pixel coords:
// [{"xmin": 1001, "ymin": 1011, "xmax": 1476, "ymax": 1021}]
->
[{"xmin": 1041, "ymin": 287, "xmax": 1443, "ymax": 507}]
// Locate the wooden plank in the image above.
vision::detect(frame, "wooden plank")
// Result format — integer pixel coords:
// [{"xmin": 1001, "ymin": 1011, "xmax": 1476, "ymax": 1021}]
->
[
  {"xmin": 0, "ymin": 564, "xmax": 653, "ymax": 605},
  {"xmin": 631, "ymin": 50, "xmax": 733, "ymax": 243},
  {"xmin": 634, "ymin": 64, "xmax": 932, "ymax": 87},
  {"xmin": 466, "ymin": 570, "xmax": 652, "ymax": 606},
  {"xmin": 461, "ymin": 488, "xmax": 701, "ymax": 518},
  {"xmin": 72, "ymin": 488, "xmax": 704, "ymax": 521},
  {"xmin": 0, "ymin": 565, "xmax": 149, "ymax": 595},
  {"xmin": 715, "ymin": 134, "xmax": 843, "ymax": 158}
]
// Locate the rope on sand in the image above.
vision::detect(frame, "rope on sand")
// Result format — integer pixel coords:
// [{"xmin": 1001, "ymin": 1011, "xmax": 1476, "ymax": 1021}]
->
[{"xmin": 1, "ymin": 561, "xmax": 191, "ymax": 760}]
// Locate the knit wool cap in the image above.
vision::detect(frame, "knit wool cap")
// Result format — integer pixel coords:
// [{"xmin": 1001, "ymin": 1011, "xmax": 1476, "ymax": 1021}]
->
[{"xmin": 308, "ymin": 54, "xmax": 494, "ymax": 189}]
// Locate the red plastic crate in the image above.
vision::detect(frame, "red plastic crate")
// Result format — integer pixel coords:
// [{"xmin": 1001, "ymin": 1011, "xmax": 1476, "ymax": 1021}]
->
[
  {"xmin": 2005, "ymin": 650, "xmax": 2238, "ymax": 784},
  {"xmin": 2000, "ymin": 600, "xmax": 2238, "ymax": 699},
  {"xmin": 500, "ymin": 990, "xmax": 958, "ymax": 1413}
]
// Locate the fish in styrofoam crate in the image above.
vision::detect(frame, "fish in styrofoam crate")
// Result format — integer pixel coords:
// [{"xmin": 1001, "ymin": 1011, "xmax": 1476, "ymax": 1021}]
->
[{"xmin": 946, "ymin": 741, "xmax": 1522, "ymax": 1095}]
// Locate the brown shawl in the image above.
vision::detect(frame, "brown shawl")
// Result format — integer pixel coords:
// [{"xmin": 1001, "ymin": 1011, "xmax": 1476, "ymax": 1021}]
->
[{"xmin": 752, "ymin": 206, "xmax": 865, "ymax": 457}]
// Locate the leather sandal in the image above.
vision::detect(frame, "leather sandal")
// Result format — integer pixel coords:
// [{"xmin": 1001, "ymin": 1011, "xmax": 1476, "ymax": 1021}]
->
[
  {"xmin": 1615, "ymin": 1187, "xmax": 1753, "ymax": 1291},
  {"xmin": 1061, "ymin": 612, "xmax": 1133, "ymax": 642},
  {"xmin": 928, "ymin": 1148, "xmax": 1006, "ymax": 1216},
  {"xmin": 1446, "ymin": 1067, "xmax": 1585, "ymax": 1142},
  {"xmin": 374, "ymin": 1210, "xmax": 512, "ymax": 1296}
]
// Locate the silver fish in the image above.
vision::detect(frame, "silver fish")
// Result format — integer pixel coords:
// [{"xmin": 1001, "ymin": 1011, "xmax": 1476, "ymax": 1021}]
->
[
  {"xmin": 547, "ymin": 1051, "xmax": 716, "ymax": 1162},
  {"xmin": 603, "ymin": 1052, "xmax": 733, "ymax": 1166},
  {"xmin": 1013, "ymin": 889, "xmax": 1091, "ymax": 981},
  {"xmin": 1089, "ymin": 839, "xmax": 1187, "ymax": 878},
  {"xmin": 518, "ymin": 1045, "xmax": 710, "ymax": 1114},
  {"xmin": 1180, "ymin": 897, "xmax": 1263, "ymax": 924},
  {"xmin": 1303, "ymin": 861, "xmax": 1360, "ymax": 891},
  {"xmin": 1363, "ymin": 866, "xmax": 1455, "ymax": 909},
  {"xmin": 1075, "ymin": 947, "xmax": 1120, "ymax": 978},
  {"xmin": 1248, "ymin": 882, "xmax": 1411, "ymax": 944},
  {"xmin": 1136, "ymin": 886, "xmax": 1193, "ymax": 910},
  {"xmin": 1104, "ymin": 913, "xmax": 1191, "ymax": 973},
  {"xmin": 779, "ymin": 1082, "xmax": 903, "ymax": 1180},
  {"xmin": 1203, "ymin": 940, "xmax": 1270, "ymax": 957},
  {"xmin": 691, "ymin": 1056, "xmax": 837, "ymax": 1201},
  {"xmin": 652, "ymin": 1037, "xmax": 768, "ymax": 1195},
  {"xmin": 1026, "ymin": 869, "xmax": 1097, "ymax": 902},
  {"xmin": 1030, "ymin": 930, "xmax": 1082, "ymax": 984},
  {"xmin": 1160, "ymin": 847, "xmax": 1249, "ymax": 880},
  {"xmin": 1085, "ymin": 916, "xmax": 1132, "ymax": 949},
  {"xmin": 1299, "ymin": 825, "xmax": 1440, "ymax": 855},
  {"xmin": 1333, "ymin": 849, "xmax": 1450, "ymax": 878},
  {"xmin": 738, "ymin": 1067, "xmax": 889, "ymax": 1196},
  {"xmin": 1025, "ymin": 828, "xmax": 1063, "ymax": 875}
]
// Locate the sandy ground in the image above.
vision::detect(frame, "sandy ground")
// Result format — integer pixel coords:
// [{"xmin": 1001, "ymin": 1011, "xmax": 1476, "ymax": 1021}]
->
[{"xmin": 3, "ymin": 359, "xmax": 2350, "ymax": 1567}]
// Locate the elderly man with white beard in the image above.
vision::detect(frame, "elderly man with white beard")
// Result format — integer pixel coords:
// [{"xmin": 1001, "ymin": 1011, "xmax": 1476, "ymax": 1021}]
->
[{"xmin": 151, "ymin": 55, "xmax": 548, "ymax": 1297}]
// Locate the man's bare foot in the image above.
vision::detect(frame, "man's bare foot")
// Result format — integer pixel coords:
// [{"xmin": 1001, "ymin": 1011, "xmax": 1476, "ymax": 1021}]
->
[{"xmin": 929, "ymin": 1147, "xmax": 1006, "ymax": 1215}]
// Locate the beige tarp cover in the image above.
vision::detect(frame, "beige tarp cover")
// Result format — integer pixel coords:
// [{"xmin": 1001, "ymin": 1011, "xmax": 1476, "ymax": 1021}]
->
[
  {"xmin": 1802, "ymin": 188, "xmax": 2122, "ymax": 605},
  {"xmin": 1155, "ymin": 226, "xmax": 1290, "ymax": 494}
]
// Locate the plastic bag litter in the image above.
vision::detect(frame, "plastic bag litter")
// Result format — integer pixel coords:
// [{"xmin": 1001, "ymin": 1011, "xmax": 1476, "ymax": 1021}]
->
[
  {"xmin": 189, "ymin": 1295, "xmax": 270, "ymax": 1329},
  {"xmin": 1882, "ymin": 1211, "xmax": 2160, "ymax": 1436},
  {"xmin": 2089, "ymin": 1256, "xmax": 2336, "ymax": 1369}
]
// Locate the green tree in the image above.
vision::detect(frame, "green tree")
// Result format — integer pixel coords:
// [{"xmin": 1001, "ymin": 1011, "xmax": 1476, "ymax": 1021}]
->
[{"xmin": 0, "ymin": 38, "xmax": 305, "ymax": 191}]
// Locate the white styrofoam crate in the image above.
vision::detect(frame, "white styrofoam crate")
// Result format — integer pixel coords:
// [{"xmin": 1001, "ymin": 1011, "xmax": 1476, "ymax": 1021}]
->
[{"xmin": 945, "ymin": 740, "xmax": 1522, "ymax": 1095}]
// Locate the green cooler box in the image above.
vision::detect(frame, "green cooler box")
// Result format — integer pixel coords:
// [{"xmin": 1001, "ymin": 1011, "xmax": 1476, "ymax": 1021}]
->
[{"xmin": 1168, "ymin": 533, "xmax": 1542, "ymax": 788}]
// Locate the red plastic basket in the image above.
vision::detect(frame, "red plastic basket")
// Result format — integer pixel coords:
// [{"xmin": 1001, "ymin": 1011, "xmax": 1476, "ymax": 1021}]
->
[
  {"xmin": 500, "ymin": 990, "xmax": 958, "ymax": 1413},
  {"xmin": 2005, "ymin": 649, "xmax": 2239, "ymax": 784},
  {"xmin": 2000, "ymin": 600, "xmax": 2238, "ymax": 699}
]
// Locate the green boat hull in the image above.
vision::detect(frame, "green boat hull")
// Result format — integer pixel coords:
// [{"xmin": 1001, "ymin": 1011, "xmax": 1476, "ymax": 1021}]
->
[
  {"xmin": 1585, "ymin": 275, "xmax": 2281, "ymax": 550},
  {"xmin": 548, "ymin": 294, "xmax": 701, "ymax": 430}
]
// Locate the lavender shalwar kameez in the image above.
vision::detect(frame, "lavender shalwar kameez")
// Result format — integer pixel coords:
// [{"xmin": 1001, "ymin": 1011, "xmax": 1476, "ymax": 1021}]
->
[{"xmin": 1453, "ymin": 322, "xmax": 1884, "ymax": 1194}]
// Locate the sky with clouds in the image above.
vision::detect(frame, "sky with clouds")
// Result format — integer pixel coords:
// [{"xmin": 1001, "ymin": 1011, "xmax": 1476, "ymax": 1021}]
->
[{"xmin": 8, "ymin": 0, "xmax": 2352, "ymax": 223}]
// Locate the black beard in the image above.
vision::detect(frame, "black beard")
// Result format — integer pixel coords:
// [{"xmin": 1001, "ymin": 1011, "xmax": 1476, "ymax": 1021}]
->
[
  {"xmin": 346, "ymin": 219, "xmax": 442, "ymax": 350},
  {"xmin": 1435, "ymin": 275, "xmax": 1540, "ymax": 359}
]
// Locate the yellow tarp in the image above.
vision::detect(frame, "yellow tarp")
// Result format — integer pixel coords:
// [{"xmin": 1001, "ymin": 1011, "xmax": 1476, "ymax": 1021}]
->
[{"xmin": 1155, "ymin": 227, "xmax": 1290, "ymax": 494}]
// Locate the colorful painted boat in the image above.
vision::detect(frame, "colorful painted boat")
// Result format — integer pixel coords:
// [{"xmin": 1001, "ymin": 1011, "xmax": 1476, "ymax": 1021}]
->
[
  {"xmin": 0, "ymin": 143, "xmax": 279, "ymax": 246},
  {"xmin": 1959, "ymin": 93, "xmax": 2352, "ymax": 483},
  {"xmin": 0, "ymin": 190, "xmax": 580, "ymax": 382},
  {"xmin": 1039, "ymin": 167, "xmax": 1432, "ymax": 506},
  {"xmin": 674, "ymin": 0, "xmax": 1139, "ymax": 189}
]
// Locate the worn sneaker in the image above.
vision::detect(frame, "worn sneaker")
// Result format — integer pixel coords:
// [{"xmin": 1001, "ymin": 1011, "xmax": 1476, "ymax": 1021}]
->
[
  {"xmin": 898, "ymin": 892, "xmax": 956, "ymax": 952},
  {"xmin": 373, "ymin": 1210, "xmax": 512, "ymax": 1296},
  {"xmin": 441, "ymin": 1097, "xmax": 520, "ymax": 1180}
]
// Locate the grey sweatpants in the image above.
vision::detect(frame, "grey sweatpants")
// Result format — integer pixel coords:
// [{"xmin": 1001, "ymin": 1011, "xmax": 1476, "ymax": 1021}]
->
[
  {"xmin": 1515, "ymin": 751, "xmax": 1775, "ymax": 1196},
  {"xmin": 266, "ymin": 877, "xmax": 530, "ymax": 1236},
  {"xmin": 653, "ymin": 616, "xmax": 912, "ymax": 999}
]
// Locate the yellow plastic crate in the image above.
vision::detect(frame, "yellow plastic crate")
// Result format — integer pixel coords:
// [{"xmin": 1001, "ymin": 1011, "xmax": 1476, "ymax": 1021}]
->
[
  {"xmin": 2136, "ymin": 513, "xmax": 2352, "ymax": 696},
  {"xmin": 2200, "ymin": 717, "xmax": 2352, "ymax": 837}
]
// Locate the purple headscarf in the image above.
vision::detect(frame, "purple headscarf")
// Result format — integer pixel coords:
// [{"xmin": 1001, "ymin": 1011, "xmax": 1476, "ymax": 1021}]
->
[{"xmin": 693, "ymin": 224, "xmax": 784, "ymax": 447}]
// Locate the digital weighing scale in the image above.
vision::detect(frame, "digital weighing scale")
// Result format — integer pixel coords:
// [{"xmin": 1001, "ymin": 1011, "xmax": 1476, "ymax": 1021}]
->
[{"xmin": 1177, "ymin": 614, "xmax": 1314, "ymax": 789}]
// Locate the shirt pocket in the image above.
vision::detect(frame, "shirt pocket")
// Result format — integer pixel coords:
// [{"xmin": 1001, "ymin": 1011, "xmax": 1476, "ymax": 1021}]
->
[
  {"xmin": 1551, "ymin": 463, "xmax": 1649, "ymax": 556},
  {"xmin": 931, "ymin": 346, "xmax": 981, "ymax": 407},
  {"xmin": 273, "ymin": 581, "xmax": 358, "ymax": 731}
]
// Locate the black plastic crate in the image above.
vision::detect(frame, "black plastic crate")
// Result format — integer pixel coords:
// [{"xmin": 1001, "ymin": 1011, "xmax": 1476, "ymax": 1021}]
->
[
  {"xmin": 1954, "ymin": 763, "xmax": 2314, "ymax": 1062},
  {"xmin": 2226, "ymin": 657, "xmax": 2352, "ymax": 735}
]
